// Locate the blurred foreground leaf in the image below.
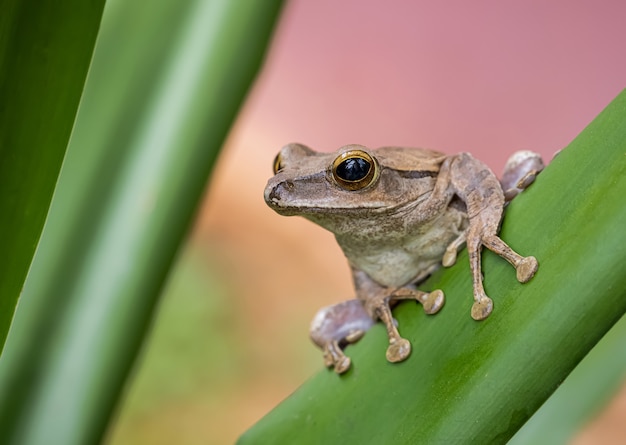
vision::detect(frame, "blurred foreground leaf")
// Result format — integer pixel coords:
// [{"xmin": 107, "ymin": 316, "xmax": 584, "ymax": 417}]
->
[
  {"xmin": 0, "ymin": 0, "xmax": 283, "ymax": 444},
  {"xmin": 239, "ymin": 90, "xmax": 626, "ymax": 444},
  {"xmin": 0, "ymin": 0, "xmax": 105, "ymax": 352},
  {"xmin": 510, "ymin": 313, "xmax": 626, "ymax": 444}
]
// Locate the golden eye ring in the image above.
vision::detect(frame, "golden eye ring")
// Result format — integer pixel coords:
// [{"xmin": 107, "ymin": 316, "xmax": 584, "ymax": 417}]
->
[
  {"xmin": 331, "ymin": 150, "xmax": 379, "ymax": 191},
  {"xmin": 272, "ymin": 152, "xmax": 284, "ymax": 174}
]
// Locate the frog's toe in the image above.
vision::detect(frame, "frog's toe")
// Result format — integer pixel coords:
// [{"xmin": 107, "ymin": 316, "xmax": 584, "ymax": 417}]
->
[
  {"xmin": 442, "ymin": 248, "xmax": 457, "ymax": 267},
  {"xmin": 422, "ymin": 289, "xmax": 445, "ymax": 314},
  {"xmin": 322, "ymin": 350, "xmax": 334, "ymax": 368},
  {"xmin": 443, "ymin": 231, "xmax": 467, "ymax": 267},
  {"xmin": 516, "ymin": 256, "xmax": 538, "ymax": 283},
  {"xmin": 471, "ymin": 297, "xmax": 493, "ymax": 321},
  {"xmin": 334, "ymin": 356, "xmax": 352, "ymax": 374},
  {"xmin": 386, "ymin": 338, "xmax": 411, "ymax": 363},
  {"xmin": 322, "ymin": 341, "xmax": 353, "ymax": 373}
]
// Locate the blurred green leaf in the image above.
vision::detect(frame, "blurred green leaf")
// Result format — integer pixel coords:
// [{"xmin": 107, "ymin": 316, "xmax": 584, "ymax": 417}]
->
[
  {"xmin": 238, "ymin": 90, "xmax": 626, "ymax": 444},
  {"xmin": 0, "ymin": 0, "xmax": 105, "ymax": 352},
  {"xmin": 510, "ymin": 314, "xmax": 626, "ymax": 444},
  {"xmin": 0, "ymin": 0, "xmax": 283, "ymax": 444},
  {"xmin": 106, "ymin": 243, "xmax": 242, "ymax": 444}
]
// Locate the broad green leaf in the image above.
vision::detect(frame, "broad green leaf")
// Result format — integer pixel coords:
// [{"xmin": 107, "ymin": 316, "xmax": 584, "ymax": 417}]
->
[
  {"xmin": 510, "ymin": 314, "xmax": 626, "ymax": 444},
  {"xmin": 0, "ymin": 0, "xmax": 105, "ymax": 352},
  {"xmin": 0, "ymin": 1, "xmax": 283, "ymax": 444},
  {"xmin": 238, "ymin": 90, "xmax": 626, "ymax": 444}
]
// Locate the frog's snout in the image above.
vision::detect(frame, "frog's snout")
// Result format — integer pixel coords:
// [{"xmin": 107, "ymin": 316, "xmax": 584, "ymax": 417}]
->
[{"xmin": 264, "ymin": 179, "xmax": 296, "ymax": 213}]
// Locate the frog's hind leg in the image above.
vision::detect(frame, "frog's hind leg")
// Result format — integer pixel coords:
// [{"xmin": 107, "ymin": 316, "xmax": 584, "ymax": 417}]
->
[
  {"xmin": 438, "ymin": 152, "xmax": 539, "ymax": 320},
  {"xmin": 310, "ymin": 299, "xmax": 375, "ymax": 374}
]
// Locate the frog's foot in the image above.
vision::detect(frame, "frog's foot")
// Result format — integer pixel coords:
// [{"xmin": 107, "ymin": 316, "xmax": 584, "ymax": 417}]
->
[
  {"xmin": 310, "ymin": 299, "xmax": 375, "ymax": 374},
  {"xmin": 471, "ymin": 295, "xmax": 493, "ymax": 321},
  {"xmin": 390, "ymin": 288, "xmax": 445, "ymax": 315},
  {"xmin": 386, "ymin": 338, "xmax": 411, "ymax": 363},
  {"xmin": 420, "ymin": 290, "xmax": 445, "ymax": 314},
  {"xmin": 322, "ymin": 341, "xmax": 352, "ymax": 374},
  {"xmin": 500, "ymin": 150, "xmax": 545, "ymax": 202},
  {"xmin": 516, "ymin": 256, "xmax": 538, "ymax": 283}
]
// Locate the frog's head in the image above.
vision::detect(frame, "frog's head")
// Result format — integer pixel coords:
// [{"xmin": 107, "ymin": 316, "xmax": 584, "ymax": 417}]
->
[{"xmin": 264, "ymin": 143, "xmax": 445, "ymax": 234}]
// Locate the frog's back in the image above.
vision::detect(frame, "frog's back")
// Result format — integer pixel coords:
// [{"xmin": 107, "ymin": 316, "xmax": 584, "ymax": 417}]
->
[{"xmin": 374, "ymin": 146, "xmax": 447, "ymax": 174}]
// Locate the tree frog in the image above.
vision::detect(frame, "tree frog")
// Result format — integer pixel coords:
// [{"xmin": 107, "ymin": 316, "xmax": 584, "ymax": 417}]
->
[{"xmin": 264, "ymin": 143, "xmax": 543, "ymax": 374}]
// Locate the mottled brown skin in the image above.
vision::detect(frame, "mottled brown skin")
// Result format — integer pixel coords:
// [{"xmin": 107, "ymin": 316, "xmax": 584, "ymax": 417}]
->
[{"xmin": 264, "ymin": 143, "xmax": 543, "ymax": 373}]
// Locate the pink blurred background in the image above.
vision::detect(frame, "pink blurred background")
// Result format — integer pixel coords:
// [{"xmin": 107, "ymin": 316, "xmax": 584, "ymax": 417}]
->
[
  {"xmin": 111, "ymin": 1, "xmax": 626, "ymax": 443},
  {"xmin": 206, "ymin": 0, "xmax": 626, "ymax": 442}
]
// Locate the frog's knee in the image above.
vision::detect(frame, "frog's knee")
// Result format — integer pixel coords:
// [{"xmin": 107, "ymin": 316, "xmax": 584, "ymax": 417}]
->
[
  {"xmin": 310, "ymin": 300, "xmax": 374, "ymax": 347},
  {"xmin": 501, "ymin": 151, "xmax": 544, "ymax": 199}
]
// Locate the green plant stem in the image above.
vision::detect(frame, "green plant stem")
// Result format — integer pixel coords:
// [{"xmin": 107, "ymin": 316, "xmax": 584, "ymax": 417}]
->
[
  {"xmin": 0, "ymin": 1, "xmax": 283, "ymax": 444},
  {"xmin": 0, "ymin": 0, "xmax": 106, "ymax": 352},
  {"xmin": 239, "ymin": 90, "xmax": 626, "ymax": 445}
]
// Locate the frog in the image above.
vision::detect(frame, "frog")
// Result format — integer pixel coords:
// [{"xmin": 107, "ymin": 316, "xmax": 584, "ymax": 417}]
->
[{"xmin": 264, "ymin": 143, "xmax": 544, "ymax": 374}]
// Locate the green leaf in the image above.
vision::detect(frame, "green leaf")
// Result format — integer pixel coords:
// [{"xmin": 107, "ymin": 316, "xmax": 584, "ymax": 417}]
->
[
  {"xmin": 238, "ymin": 90, "xmax": 626, "ymax": 444},
  {"xmin": 0, "ymin": 0, "xmax": 106, "ymax": 353},
  {"xmin": 510, "ymin": 314, "xmax": 626, "ymax": 444},
  {"xmin": 0, "ymin": 1, "xmax": 283, "ymax": 444}
]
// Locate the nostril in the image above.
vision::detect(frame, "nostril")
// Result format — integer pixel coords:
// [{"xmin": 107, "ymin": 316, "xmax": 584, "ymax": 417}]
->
[
  {"xmin": 268, "ymin": 188, "xmax": 281, "ymax": 202},
  {"xmin": 267, "ymin": 180, "xmax": 294, "ymax": 202}
]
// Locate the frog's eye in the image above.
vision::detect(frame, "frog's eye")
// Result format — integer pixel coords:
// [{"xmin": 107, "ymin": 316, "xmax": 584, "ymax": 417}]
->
[
  {"xmin": 273, "ymin": 153, "xmax": 284, "ymax": 174},
  {"xmin": 331, "ymin": 150, "xmax": 379, "ymax": 191}
]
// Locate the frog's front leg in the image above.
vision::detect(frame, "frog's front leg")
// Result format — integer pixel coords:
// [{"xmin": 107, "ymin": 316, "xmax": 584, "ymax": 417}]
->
[
  {"xmin": 434, "ymin": 153, "xmax": 538, "ymax": 320},
  {"xmin": 353, "ymin": 268, "xmax": 444, "ymax": 363}
]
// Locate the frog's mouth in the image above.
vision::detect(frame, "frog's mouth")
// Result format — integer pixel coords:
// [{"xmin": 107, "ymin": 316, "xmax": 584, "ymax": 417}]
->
[
  {"xmin": 265, "ymin": 184, "xmax": 381, "ymax": 212},
  {"xmin": 265, "ymin": 195, "xmax": 406, "ymax": 219},
  {"xmin": 266, "ymin": 200, "xmax": 386, "ymax": 216},
  {"xmin": 264, "ymin": 177, "xmax": 430, "ymax": 216}
]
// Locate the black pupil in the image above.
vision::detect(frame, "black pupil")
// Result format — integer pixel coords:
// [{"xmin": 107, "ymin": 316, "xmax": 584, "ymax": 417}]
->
[{"xmin": 336, "ymin": 157, "xmax": 371, "ymax": 181}]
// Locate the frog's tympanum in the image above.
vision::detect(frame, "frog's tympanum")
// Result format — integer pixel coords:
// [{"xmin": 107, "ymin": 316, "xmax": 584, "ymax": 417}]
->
[{"xmin": 264, "ymin": 144, "xmax": 543, "ymax": 373}]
